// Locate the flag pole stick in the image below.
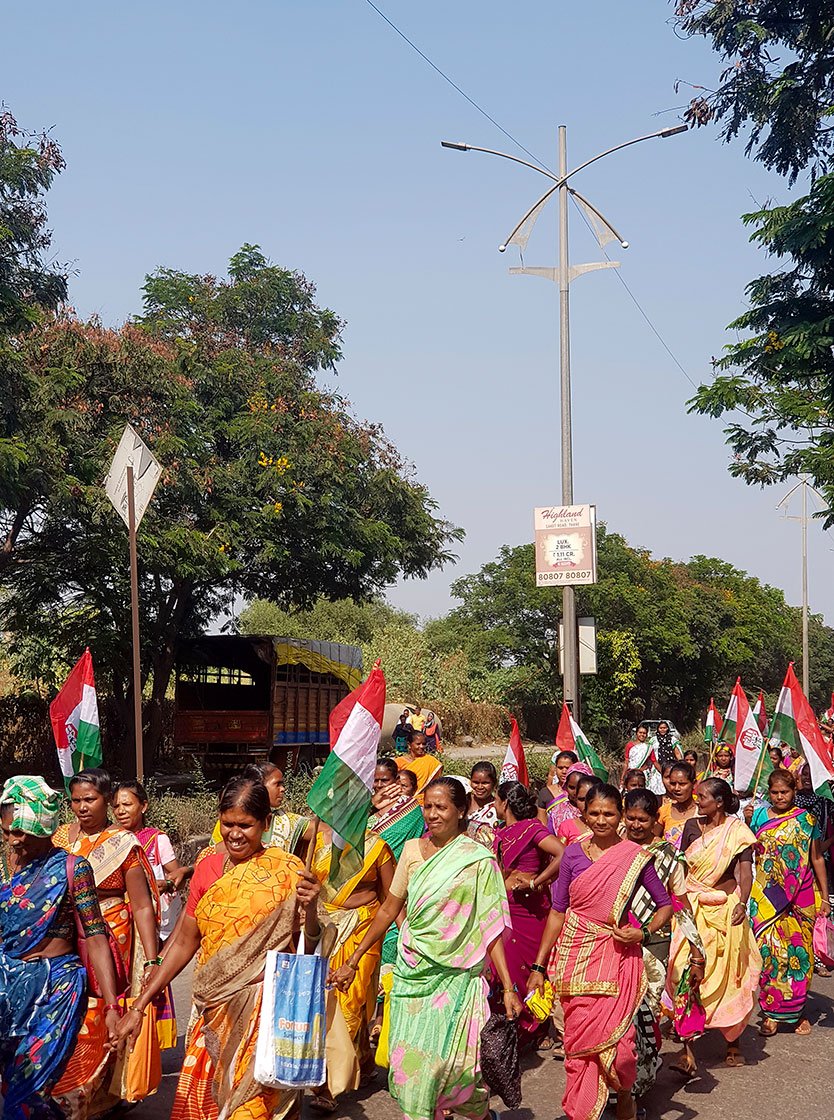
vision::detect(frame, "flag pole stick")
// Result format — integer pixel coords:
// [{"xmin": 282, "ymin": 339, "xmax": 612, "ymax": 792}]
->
[
  {"xmin": 305, "ymin": 815, "xmax": 320, "ymax": 873},
  {"xmin": 126, "ymin": 466, "xmax": 144, "ymax": 782}
]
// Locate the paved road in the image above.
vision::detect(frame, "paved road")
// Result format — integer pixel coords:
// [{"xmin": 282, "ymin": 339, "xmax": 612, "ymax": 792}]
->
[{"xmin": 135, "ymin": 970, "xmax": 834, "ymax": 1120}]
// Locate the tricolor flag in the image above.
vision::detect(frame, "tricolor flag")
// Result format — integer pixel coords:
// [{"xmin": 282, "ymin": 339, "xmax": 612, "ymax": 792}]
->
[
  {"xmin": 719, "ymin": 684, "xmax": 739, "ymax": 746},
  {"xmin": 500, "ymin": 717, "xmax": 529, "ymax": 787},
  {"xmin": 720, "ymin": 679, "xmax": 764, "ymax": 792},
  {"xmin": 556, "ymin": 703, "xmax": 608, "ymax": 781},
  {"xmin": 704, "ymin": 698, "xmax": 722, "ymax": 745},
  {"xmin": 307, "ymin": 661, "xmax": 386, "ymax": 883},
  {"xmin": 770, "ymin": 663, "xmax": 834, "ymax": 798},
  {"xmin": 753, "ymin": 691, "xmax": 768, "ymax": 735},
  {"xmin": 49, "ymin": 649, "xmax": 103, "ymax": 784}
]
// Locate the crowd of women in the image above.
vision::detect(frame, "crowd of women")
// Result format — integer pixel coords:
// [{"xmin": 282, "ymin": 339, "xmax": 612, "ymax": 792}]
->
[{"xmin": 1, "ymin": 723, "xmax": 832, "ymax": 1120}]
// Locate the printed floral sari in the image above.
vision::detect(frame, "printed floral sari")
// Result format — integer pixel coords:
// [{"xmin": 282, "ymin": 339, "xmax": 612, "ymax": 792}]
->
[
  {"xmin": 667, "ymin": 816, "xmax": 762, "ymax": 1042},
  {"xmin": 552, "ymin": 840, "xmax": 651, "ymax": 1120},
  {"xmin": 751, "ymin": 807, "xmax": 819, "ymax": 1024},
  {"xmin": 172, "ymin": 846, "xmax": 304, "ymax": 1120},
  {"xmin": 0, "ymin": 848, "xmax": 89, "ymax": 1120},
  {"xmin": 389, "ymin": 834, "xmax": 509, "ymax": 1120},
  {"xmin": 52, "ymin": 825, "xmax": 163, "ymax": 1120}
]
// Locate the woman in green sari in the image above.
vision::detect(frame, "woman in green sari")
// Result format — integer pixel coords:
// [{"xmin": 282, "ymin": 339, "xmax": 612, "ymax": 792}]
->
[{"xmin": 332, "ymin": 776, "xmax": 522, "ymax": 1120}]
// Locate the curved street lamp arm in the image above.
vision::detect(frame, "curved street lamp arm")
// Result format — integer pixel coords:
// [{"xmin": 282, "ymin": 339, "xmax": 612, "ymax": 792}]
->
[
  {"xmin": 440, "ymin": 141, "xmax": 557, "ymax": 181},
  {"xmin": 444, "ymin": 126, "xmax": 687, "ymax": 252},
  {"xmin": 568, "ymin": 187, "xmax": 629, "ymax": 250}
]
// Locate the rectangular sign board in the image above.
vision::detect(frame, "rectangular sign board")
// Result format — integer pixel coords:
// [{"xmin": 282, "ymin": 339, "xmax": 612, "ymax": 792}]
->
[
  {"xmin": 104, "ymin": 423, "xmax": 162, "ymax": 529},
  {"xmin": 534, "ymin": 504, "xmax": 597, "ymax": 587}
]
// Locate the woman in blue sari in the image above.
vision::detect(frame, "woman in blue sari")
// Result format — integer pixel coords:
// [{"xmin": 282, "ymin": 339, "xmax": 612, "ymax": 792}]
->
[{"xmin": 0, "ymin": 776, "xmax": 122, "ymax": 1120}]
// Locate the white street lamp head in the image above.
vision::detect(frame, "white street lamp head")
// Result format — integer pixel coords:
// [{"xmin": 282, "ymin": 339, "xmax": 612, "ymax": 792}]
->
[
  {"xmin": 659, "ymin": 124, "xmax": 688, "ymax": 138},
  {"xmin": 441, "ymin": 140, "xmax": 469, "ymax": 151}
]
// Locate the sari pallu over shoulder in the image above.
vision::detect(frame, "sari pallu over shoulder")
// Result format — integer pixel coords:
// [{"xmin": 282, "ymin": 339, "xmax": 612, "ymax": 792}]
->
[
  {"xmin": 176, "ymin": 846, "xmax": 311, "ymax": 1120},
  {"xmin": 553, "ymin": 841, "xmax": 651, "ymax": 1120},
  {"xmin": 667, "ymin": 816, "xmax": 762, "ymax": 1042},
  {"xmin": 0, "ymin": 849, "xmax": 87, "ymax": 1120},
  {"xmin": 389, "ymin": 836, "xmax": 509, "ymax": 1120}
]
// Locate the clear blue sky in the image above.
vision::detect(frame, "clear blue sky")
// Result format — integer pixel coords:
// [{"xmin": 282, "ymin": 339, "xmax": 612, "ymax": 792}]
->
[{"xmin": 6, "ymin": 1, "xmax": 830, "ymax": 627}]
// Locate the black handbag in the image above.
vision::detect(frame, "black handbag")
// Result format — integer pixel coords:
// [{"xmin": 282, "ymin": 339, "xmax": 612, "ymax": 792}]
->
[{"xmin": 480, "ymin": 1010, "xmax": 522, "ymax": 1109}]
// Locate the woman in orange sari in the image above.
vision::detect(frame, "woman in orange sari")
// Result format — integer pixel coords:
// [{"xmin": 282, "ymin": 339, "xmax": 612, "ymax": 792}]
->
[
  {"xmin": 117, "ymin": 775, "xmax": 322, "ymax": 1120},
  {"xmin": 528, "ymin": 784, "xmax": 673, "ymax": 1120},
  {"xmin": 52, "ymin": 768, "xmax": 161, "ymax": 1120},
  {"xmin": 309, "ymin": 822, "xmax": 393, "ymax": 1111}
]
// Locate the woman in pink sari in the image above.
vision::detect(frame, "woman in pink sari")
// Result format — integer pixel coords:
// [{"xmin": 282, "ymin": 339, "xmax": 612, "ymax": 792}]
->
[
  {"xmin": 547, "ymin": 762, "xmax": 592, "ymax": 835},
  {"xmin": 492, "ymin": 781, "xmax": 563, "ymax": 1046},
  {"xmin": 528, "ymin": 784, "xmax": 673, "ymax": 1120}
]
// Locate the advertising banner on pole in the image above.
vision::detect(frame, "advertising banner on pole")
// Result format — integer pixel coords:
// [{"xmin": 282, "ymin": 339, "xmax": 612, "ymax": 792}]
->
[{"xmin": 534, "ymin": 504, "xmax": 597, "ymax": 587}]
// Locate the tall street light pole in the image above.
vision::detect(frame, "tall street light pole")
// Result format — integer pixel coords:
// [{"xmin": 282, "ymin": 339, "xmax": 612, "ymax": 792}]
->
[{"xmin": 442, "ymin": 122, "xmax": 687, "ymax": 718}]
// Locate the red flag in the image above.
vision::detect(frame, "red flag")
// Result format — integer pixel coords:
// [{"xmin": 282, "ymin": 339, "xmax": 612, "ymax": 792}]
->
[
  {"xmin": 500, "ymin": 717, "xmax": 529, "ymax": 787},
  {"xmin": 826, "ymin": 692, "xmax": 834, "ymax": 724}
]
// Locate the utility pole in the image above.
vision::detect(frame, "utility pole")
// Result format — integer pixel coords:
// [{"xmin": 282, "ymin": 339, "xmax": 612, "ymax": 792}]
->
[
  {"xmin": 558, "ymin": 126, "xmax": 579, "ymax": 717},
  {"xmin": 778, "ymin": 477, "xmax": 824, "ymax": 696}
]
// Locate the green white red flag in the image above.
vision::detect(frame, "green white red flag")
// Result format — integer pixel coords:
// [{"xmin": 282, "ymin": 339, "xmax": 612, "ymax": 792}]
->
[
  {"xmin": 307, "ymin": 661, "xmax": 386, "ymax": 883},
  {"xmin": 719, "ymin": 684, "xmax": 739, "ymax": 746},
  {"xmin": 704, "ymin": 698, "xmax": 722, "ymax": 745},
  {"xmin": 770, "ymin": 663, "xmax": 834, "ymax": 798},
  {"xmin": 753, "ymin": 691, "xmax": 767, "ymax": 734},
  {"xmin": 556, "ymin": 703, "xmax": 608, "ymax": 781},
  {"xmin": 49, "ymin": 649, "xmax": 103, "ymax": 783},
  {"xmin": 500, "ymin": 717, "xmax": 529, "ymax": 787},
  {"xmin": 721, "ymin": 678, "xmax": 764, "ymax": 792}
]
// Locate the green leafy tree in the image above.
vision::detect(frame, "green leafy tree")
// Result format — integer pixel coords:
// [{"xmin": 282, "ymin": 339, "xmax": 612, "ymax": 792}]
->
[
  {"xmin": 0, "ymin": 249, "xmax": 461, "ymax": 769},
  {"xmin": 688, "ymin": 178, "xmax": 834, "ymax": 497},
  {"xmin": 674, "ymin": 1, "xmax": 834, "ymax": 181},
  {"xmin": 238, "ymin": 596, "xmax": 415, "ymax": 646},
  {"xmin": 0, "ymin": 111, "xmax": 67, "ymax": 333},
  {"xmin": 428, "ymin": 527, "xmax": 833, "ymax": 738}
]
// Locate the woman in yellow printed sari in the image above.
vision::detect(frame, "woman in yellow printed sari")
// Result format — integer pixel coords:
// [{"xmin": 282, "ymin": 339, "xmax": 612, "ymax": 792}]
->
[
  {"xmin": 666, "ymin": 777, "xmax": 762, "ymax": 1075},
  {"xmin": 309, "ymin": 821, "xmax": 393, "ymax": 1111},
  {"xmin": 52, "ymin": 769, "xmax": 162, "ymax": 1120},
  {"xmin": 117, "ymin": 775, "xmax": 322, "ymax": 1120}
]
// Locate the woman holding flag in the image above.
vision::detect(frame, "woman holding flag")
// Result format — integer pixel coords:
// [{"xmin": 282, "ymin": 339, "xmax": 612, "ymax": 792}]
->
[
  {"xmin": 751, "ymin": 768, "xmax": 829, "ymax": 1037},
  {"xmin": 309, "ymin": 821, "xmax": 394, "ymax": 1108}
]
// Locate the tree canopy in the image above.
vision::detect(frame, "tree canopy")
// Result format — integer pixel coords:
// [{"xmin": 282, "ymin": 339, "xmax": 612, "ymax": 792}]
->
[
  {"xmin": 0, "ymin": 248, "xmax": 461, "ymax": 767},
  {"xmin": 0, "ymin": 110, "xmax": 67, "ymax": 333},
  {"xmin": 424, "ymin": 527, "xmax": 834, "ymax": 738},
  {"xmin": 674, "ymin": 1, "xmax": 834, "ymax": 182}
]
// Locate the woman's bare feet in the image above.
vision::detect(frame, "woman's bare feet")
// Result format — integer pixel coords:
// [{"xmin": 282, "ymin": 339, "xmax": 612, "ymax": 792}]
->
[
  {"xmin": 795, "ymin": 1018, "xmax": 812, "ymax": 1036},
  {"xmin": 759, "ymin": 1017, "xmax": 778, "ymax": 1037}
]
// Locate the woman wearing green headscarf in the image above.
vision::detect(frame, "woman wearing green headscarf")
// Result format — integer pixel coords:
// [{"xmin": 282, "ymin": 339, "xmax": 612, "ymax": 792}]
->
[{"xmin": 0, "ymin": 776, "xmax": 122, "ymax": 1120}]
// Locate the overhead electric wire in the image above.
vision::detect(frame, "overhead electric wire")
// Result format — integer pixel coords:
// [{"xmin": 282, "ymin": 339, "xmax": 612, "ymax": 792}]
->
[{"xmin": 361, "ymin": 0, "xmax": 700, "ymax": 394}]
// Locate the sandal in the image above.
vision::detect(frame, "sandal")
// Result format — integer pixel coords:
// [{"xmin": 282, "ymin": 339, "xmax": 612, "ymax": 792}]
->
[
  {"xmin": 795, "ymin": 1019, "xmax": 812, "ymax": 1036},
  {"xmin": 309, "ymin": 1095, "xmax": 337, "ymax": 1114},
  {"xmin": 725, "ymin": 1046, "xmax": 746, "ymax": 1067},
  {"xmin": 759, "ymin": 1018, "xmax": 778, "ymax": 1037},
  {"xmin": 669, "ymin": 1058, "xmax": 696, "ymax": 1079}
]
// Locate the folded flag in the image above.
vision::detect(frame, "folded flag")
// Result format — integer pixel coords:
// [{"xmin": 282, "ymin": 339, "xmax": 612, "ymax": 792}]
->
[
  {"xmin": 753, "ymin": 691, "xmax": 768, "ymax": 735},
  {"xmin": 704, "ymin": 698, "xmax": 722, "ymax": 745},
  {"xmin": 500, "ymin": 717, "xmax": 529, "ymax": 787},
  {"xmin": 556, "ymin": 703, "xmax": 608, "ymax": 781},
  {"xmin": 307, "ymin": 661, "xmax": 386, "ymax": 883}
]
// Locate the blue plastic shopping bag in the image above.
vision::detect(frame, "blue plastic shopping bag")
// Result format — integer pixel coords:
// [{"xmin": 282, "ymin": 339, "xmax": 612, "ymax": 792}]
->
[{"xmin": 254, "ymin": 941, "xmax": 327, "ymax": 1088}]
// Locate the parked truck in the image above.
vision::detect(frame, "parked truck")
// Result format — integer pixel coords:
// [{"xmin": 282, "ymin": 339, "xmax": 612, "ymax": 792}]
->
[{"xmin": 173, "ymin": 635, "xmax": 362, "ymax": 777}]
